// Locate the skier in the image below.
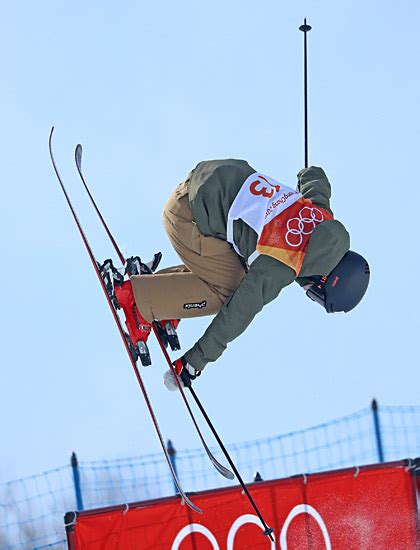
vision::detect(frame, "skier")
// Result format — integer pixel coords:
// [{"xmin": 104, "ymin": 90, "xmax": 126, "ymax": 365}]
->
[{"xmin": 116, "ymin": 160, "xmax": 370, "ymax": 389}]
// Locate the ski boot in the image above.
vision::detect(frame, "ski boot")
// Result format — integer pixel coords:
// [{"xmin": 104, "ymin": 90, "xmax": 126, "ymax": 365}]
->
[
  {"xmin": 124, "ymin": 255, "xmax": 182, "ymax": 352},
  {"xmin": 98, "ymin": 254, "xmax": 182, "ymax": 362},
  {"xmin": 97, "ymin": 257, "xmax": 153, "ymax": 366},
  {"xmin": 114, "ymin": 279, "xmax": 153, "ymax": 366}
]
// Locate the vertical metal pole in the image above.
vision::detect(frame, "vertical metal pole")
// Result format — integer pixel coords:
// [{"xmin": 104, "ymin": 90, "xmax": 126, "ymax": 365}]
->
[
  {"xmin": 371, "ymin": 399, "xmax": 385, "ymax": 463},
  {"xmin": 167, "ymin": 440, "xmax": 179, "ymax": 495},
  {"xmin": 71, "ymin": 452, "xmax": 84, "ymax": 511},
  {"xmin": 299, "ymin": 18, "xmax": 312, "ymax": 168}
]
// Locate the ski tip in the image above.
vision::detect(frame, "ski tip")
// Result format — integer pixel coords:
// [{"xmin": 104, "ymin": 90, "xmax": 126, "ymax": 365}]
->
[
  {"xmin": 48, "ymin": 127, "xmax": 55, "ymax": 153},
  {"xmin": 75, "ymin": 144, "xmax": 83, "ymax": 168}
]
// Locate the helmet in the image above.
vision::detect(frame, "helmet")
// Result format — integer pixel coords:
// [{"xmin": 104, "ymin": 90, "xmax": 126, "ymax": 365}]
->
[{"xmin": 306, "ymin": 250, "xmax": 370, "ymax": 313}]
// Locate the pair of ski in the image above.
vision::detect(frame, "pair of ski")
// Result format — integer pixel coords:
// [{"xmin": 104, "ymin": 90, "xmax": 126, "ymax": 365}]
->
[{"xmin": 49, "ymin": 128, "xmax": 273, "ymax": 538}]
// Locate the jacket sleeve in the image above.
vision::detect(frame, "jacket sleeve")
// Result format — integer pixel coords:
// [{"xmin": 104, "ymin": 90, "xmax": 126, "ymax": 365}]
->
[
  {"xmin": 297, "ymin": 166, "xmax": 332, "ymax": 212},
  {"xmin": 184, "ymin": 255, "xmax": 295, "ymax": 370}
]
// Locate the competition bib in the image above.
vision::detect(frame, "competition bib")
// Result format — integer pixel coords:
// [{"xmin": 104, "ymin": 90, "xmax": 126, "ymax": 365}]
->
[{"xmin": 227, "ymin": 172, "xmax": 333, "ymax": 274}]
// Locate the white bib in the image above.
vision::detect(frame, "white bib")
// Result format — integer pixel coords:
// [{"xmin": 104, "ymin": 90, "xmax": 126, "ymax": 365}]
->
[{"xmin": 227, "ymin": 173, "xmax": 302, "ymax": 263}]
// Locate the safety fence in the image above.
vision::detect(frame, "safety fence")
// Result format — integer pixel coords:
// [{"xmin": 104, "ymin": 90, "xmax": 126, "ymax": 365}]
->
[{"xmin": 0, "ymin": 400, "xmax": 419, "ymax": 549}]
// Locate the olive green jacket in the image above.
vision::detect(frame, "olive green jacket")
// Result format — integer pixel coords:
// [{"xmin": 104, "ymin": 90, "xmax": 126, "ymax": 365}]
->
[{"xmin": 184, "ymin": 160, "xmax": 350, "ymax": 370}]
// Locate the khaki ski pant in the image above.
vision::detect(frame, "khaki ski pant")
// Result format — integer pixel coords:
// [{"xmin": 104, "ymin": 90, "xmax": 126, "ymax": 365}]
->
[{"xmin": 131, "ymin": 180, "xmax": 246, "ymax": 322}]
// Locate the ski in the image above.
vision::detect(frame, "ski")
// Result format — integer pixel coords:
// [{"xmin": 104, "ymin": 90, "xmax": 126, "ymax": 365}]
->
[
  {"xmin": 49, "ymin": 127, "xmax": 202, "ymax": 514},
  {"xmin": 73, "ymin": 142, "xmax": 234, "ymax": 482}
]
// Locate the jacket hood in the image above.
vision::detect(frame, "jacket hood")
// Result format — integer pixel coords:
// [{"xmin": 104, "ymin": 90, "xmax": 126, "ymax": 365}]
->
[{"xmin": 299, "ymin": 219, "xmax": 350, "ymax": 277}]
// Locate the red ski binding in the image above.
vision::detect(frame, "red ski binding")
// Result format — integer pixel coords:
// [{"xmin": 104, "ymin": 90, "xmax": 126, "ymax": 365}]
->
[{"xmin": 98, "ymin": 256, "xmax": 181, "ymax": 365}]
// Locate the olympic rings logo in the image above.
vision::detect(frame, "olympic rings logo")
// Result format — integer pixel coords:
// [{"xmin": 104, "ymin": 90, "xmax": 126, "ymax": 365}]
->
[
  {"xmin": 285, "ymin": 206, "xmax": 324, "ymax": 247},
  {"xmin": 171, "ymin": 506, "xmax": 331, "ymax": 549}
]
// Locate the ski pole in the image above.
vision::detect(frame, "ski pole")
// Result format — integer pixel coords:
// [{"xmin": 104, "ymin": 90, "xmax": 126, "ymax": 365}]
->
[
  {"xmin": 299, "ymin": 18, "xmax": 312, "ymax": 168},
  {"xmin": 187, "ymin": 386, "xmax": 274, "ymax": 540}
]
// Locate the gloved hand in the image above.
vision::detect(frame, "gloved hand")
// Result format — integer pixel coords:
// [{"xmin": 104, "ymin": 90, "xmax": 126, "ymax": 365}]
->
[{"xmin": 163, "ymin": 356, "xmax": 201, "ymax": 391}]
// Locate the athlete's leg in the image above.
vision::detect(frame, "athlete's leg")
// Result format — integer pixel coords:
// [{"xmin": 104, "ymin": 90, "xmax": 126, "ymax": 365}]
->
[
  {"xmin": 131, "ymin": 270, "xmax": 224, "ymax": 322},
  {"xmin": 131, "ymin": 180, "xmax": 246, "ymax": 321}
]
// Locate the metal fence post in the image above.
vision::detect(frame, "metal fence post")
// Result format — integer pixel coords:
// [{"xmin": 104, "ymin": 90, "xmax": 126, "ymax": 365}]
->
[
  {"xmin": 71, "ymin": 452, "xmax": 84, "ymax": 511},
  {"xmin": 371, "ymin": 399, "xmax": 385, "ymax": 463},
  {"xmin": 167, "ymin": 440, "xmax": 179, "ymax": 495}
]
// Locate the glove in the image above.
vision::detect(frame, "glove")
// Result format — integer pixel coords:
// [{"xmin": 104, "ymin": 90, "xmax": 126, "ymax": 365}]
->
[{"xmin": 163, "ymin": 356, "xmax": 201, "ymax": 391}]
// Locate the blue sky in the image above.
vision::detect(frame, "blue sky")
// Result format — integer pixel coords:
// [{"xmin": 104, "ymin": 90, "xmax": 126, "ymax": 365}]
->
[{"xmin": 1, "ymin": 0, "xmax": 419, "ymax": 484}]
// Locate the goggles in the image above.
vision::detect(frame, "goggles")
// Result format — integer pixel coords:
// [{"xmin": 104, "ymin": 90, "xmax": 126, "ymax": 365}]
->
[{"xmin": 306, "ymin": 283, "xmax": 326, "ymax": 308}]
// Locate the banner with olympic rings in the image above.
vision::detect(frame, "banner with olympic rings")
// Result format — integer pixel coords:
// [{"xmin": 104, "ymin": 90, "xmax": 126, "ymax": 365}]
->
[{"xmin": 66, "ymin": 460, "xmax": 418, "ymax": 550}]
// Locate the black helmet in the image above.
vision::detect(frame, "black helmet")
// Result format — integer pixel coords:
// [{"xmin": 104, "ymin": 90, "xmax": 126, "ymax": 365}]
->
[{"xmin": 306, "ymin": 251, "xmax": 370, "ymax": 313}]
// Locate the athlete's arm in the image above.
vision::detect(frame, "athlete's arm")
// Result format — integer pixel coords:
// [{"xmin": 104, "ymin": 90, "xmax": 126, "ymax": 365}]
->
[
  {"xmin": 297, "ymin": 166, "xmax": 332, "ymax": 212},
  {"xmin": 184, "ymin": 255, "xmax": 295, "ymax": 370}
]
